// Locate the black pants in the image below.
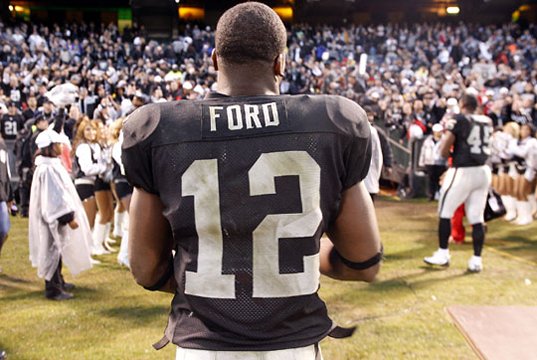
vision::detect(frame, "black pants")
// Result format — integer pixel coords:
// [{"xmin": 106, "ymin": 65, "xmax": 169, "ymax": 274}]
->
[
  {"xmin": 18, "ymin": 171, "xmax": 32, "ymax": 217},
  {"xmin": 0, "ymin": 232, "xmax": 5, "ymax": 256},
  {"xmin": 426, "ymin": 165, "xmax": 447, "ymax": 200},
  {"xmin": 45, "ymin": 258, "xmax": 64, "ymax": 298}
]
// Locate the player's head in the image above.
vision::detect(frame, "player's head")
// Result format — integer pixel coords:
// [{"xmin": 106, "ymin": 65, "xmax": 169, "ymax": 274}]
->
[
  {"xmin": 459, "ymin": 94, "xmax": 478, "ymax": 113},
  {"xmin": 214, "ymin": 2, "xmax": 287, "ymax": 71}
]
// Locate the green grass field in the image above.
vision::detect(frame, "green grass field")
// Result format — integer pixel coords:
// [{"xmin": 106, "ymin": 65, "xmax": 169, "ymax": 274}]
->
[{"xmin": 1, "ymin": 198, "xmax": 536, "ymax": 359}]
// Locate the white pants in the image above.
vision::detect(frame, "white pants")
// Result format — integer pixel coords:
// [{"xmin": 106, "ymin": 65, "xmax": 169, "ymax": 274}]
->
[
  {"xmin": 176, "ymin": 344, "xmax": 322, "ymax": 360},
  {"xmin": 438, "ymin": 165, "xmax": 492, "ymax": 224}
]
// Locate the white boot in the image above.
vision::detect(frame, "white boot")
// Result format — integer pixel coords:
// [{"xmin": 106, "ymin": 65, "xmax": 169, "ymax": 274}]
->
[
  {"xmin": 117, "ymin": 213, "xmax": 130, "ymax": 268},
  {"xmin": 502, "ymin": 196, "xmax": 517, "ymax": 221},
  {"xmin": 92, "ymin": 222, "xmax": 110, "ymax": 255},
  {"xmin": 515, "ymin": 201, "xmax": 533, "ymax": 225},
  {"xmin": 113, "ymin": 210, "xmax": 125, "ymax": 238},
  {"xmin": 528, "ymin": 195, "xmax": 537, "ymax": 218},
  {"xmin": 103, "ymin": 223, "xmax": 117, "ymax": 252}
]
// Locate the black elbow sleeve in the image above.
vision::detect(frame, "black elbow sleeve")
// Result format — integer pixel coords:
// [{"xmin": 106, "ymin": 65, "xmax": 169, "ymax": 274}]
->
[{"xmin": 331, "ymin": 244, "xmax": 384, "ymax": 270}]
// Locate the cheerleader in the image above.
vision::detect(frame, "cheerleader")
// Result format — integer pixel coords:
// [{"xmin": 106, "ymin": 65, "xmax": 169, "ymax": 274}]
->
[
  {"xmin": 508, "ymin": 124, "xmax": 537, "ymax": 225},
  {"xmin": 92, "ymin": 120, "xmax": 116, "ymax": 253},
  {"xmin": 496, "ymin": 122, "xmax": 520, "ymax": 221},
  {"xmin": 488, "ymin": 129, "xmax": 501, "ymax": 191},
  {"xmin": 489, "ymin": 126, "xmax": 511, "ymax": 192},
  {"xmin": 109, "ymin": 118, "xmax": 133, "ymax": 267},
  {"xmin": 527, "ymin": 136, "xmax": 537, "ymax": 210},
  {"xmin": 109, "ymin": 121, "xmax": 127, "ymax": 242},
  {"xmin": 72, "ymin": 119, "xmax": 108, "ymax": 255}
]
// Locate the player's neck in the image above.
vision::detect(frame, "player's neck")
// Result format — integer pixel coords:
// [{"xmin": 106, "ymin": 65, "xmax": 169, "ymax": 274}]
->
[
  {"xmin": 461, "ymin": 108, "xmax": 472, "ymax": 115},
  {"xmin": 216, "ymin": 70, "xmax": 280, "ymax": 97}
]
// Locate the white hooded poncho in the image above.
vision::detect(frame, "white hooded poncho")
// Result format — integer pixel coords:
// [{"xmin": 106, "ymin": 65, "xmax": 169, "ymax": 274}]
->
[{"xmin": 29, "ymin": 156, "xmax": 92, "ymax": 280}]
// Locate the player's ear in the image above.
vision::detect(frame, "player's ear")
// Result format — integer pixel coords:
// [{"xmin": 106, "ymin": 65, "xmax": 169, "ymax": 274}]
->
[
  {"xmin": 274, "ymin": 53, "xmax": 286, "ymax": 78},
  {"xmin": 211, "ymin": 49, "xmax": 219, "ymax": 71}
]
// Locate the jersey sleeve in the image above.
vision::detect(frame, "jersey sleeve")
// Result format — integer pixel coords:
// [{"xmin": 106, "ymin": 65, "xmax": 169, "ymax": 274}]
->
[
  {"xmin": 121, "ymin": 104, "xmax": 161, "ymax": 195},
  {"xmin": 344, "ymin": 128, "xmax": 372, "ymax": 189},
  {"xmin": 328, "ymin": 96, "xmax": 372, "ymax": 189},
  {"xmin": 448, "ymin": 114, "xmax": 466, "ymax": 137}
]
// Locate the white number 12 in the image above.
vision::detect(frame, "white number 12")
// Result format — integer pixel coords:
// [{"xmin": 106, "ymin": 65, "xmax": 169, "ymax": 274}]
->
[{"xmin": 183, "ymin": 151, "xmax": 322, "ymax": 299}]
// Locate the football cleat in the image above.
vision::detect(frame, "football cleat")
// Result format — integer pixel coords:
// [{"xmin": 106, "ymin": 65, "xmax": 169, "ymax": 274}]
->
[
  {"xmin": 467, "ymin": 256, "xmax": 483, "ymax": 273},
  {"xmin": 424, "ymin": 249, "xmax": 450, "ymax": 266}
]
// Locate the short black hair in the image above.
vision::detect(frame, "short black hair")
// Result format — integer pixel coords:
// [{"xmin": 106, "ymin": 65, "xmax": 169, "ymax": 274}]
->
[
  {"xmin": 215, "ymin": 2, "xmax": 287, "ymax": 65},
  {"xmin": 34, "ymin": 114, "xmax": 47, "ymax": 124},
  {"xmin": 460, "ymin": 94, "xmax": 478, "ymax": 112}
]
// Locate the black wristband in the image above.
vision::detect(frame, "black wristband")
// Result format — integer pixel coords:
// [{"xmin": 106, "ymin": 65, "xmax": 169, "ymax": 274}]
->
[
  {"xmin": 331, "ymin": 244, "xmax": 383, "ymax": 270},
  {"xmin": 143, "ymin": 256, "xmax": 175, "ymax": 292}
]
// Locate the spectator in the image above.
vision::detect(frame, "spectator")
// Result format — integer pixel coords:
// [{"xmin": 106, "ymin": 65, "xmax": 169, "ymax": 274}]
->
[
  {"xmin": 28, "ymin": 129, "xmax": 92, "ymax": 300},
  {"xmin": 0, "ymin": 134, "xmax": 12, "ymax": 273},
  {"xmin": 1, "ymin": 101, "xmax": 25, "ymax": 140},
  {"xmin": 419, "ymin": 123, "xmax": 448, "ymax": 200},
  {"xmin": 23, "ymin": 96, "xmax": 39, "ymax": 121}
]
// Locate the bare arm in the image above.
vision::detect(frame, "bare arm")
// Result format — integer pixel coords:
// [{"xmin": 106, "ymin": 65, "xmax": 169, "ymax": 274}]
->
[
  {"xmin": 321, "ymin": 181, "xmax": 382, "ymax": 282},
  {"xmin": 129, "ymin": 188, "xmax": 176, "ymax": 293},
  {"xmin": 439, "ymin": 131, "xmax": 455, "ymax": 159}
]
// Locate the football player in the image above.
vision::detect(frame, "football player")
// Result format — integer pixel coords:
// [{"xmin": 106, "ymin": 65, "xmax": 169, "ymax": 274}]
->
[
  {"xmin": 424, "ymin": 94, "xmax": 493, "ymax": 272},
  {"xmin": 122, "ymin": 2, "xmax": 382, "ymax": 359}
]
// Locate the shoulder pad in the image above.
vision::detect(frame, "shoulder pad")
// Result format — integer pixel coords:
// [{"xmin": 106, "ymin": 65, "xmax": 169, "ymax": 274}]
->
[
  {"xmin": 325, "ymin": 95, "xmax": 369, "ymax": 138},
  {"xmin": 122, "ymin": 104, "xmax": 161, "ymax": 149}
]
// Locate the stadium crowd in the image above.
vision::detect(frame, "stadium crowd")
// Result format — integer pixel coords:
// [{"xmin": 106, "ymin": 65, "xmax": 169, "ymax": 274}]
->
[
  {"xmin": 0, "ymin": 19, "xmax": 536, "ymax": 284},
  {"xmin": 0, "ymin": 21, "xmax": 536, "ymax": 129}
]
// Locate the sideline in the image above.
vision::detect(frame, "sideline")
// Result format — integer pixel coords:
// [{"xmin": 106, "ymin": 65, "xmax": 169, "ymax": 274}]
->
[{"xmin": 485, "ymin": 246, "xmax": 537, "ymax": 267}]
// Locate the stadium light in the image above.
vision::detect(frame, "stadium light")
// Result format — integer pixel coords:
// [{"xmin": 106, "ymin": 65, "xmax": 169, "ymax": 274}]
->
[
  {"xmin": 273, "ymin": 6, "xmax": 293, "ymax": 22},
  {"xmin": 446, "ymin": 6, "xmax": 460, "ymax": 15}
]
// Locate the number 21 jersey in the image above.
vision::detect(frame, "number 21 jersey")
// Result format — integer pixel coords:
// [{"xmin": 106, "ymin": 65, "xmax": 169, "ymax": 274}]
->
[{"xmin": 122, "ymin": 93, "xmax": 372, "ymax": 351}]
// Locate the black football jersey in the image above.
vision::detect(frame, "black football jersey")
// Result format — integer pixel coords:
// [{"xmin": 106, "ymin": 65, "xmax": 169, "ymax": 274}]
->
[
  {"xmin": 122, "ymin": 93, "xmax": 372, "ymax": 351},
  {"xmin": 449, "ymin": 114, "xmax": 493, "ymax": 167},
  {"xmin": 1, "ymin": 114, "xmax": 24, "ymax": 140}
]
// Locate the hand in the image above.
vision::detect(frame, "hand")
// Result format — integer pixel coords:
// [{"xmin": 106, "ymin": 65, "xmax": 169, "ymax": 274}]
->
[
  {"xmin": 68, "ymin": 220, "xmax": 79, "ymax": 230},
  {"xmin": 444, "ymin": 118, "xmax": 457, "ymax": 131}
]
